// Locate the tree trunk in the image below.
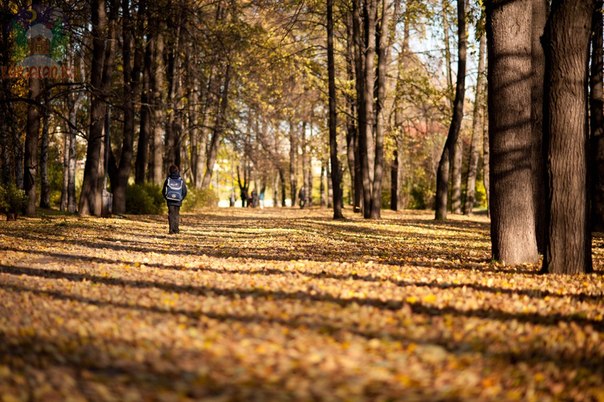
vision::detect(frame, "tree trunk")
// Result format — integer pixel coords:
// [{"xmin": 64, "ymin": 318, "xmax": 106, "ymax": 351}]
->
[
  {"xmin": 289, "ymin": 120, "xmax": 298, "ymax": 206},
  {"xmin": 39, "ymin": 96, "xmax": 50, "ymax": 209},
  {"xmin": 464, "ymin": 33, "xmax": 486, "ymax": 215},
  {"xmin": 352, "ymin": 0, "xmax": 366, "ymax": 213},
  {"xmin": 591, "ymin": 0, "xmax": 604, "ymax": 229},
  {"xmin": 542, "ymin": 0, "xmax": 595, "ymax": 274},
  {"xmin": 450, "ymin": 139, "xmax": 462, "ymax": 214},
  {"xmin": 442, "ymin": 0, "xmax": 454, "ymax": 107},
  {"xmin": 361, "ymin": 0, "xmax": 377, "ymax": 218},
  {"xmin": 435, "ymin": 0, "xmax": 467, "ymax": 221},
  {"xmin": 532, "ymin": 0, "xmax": 548, "ymax": 253},
  {"xmin": 482, "ymin": 95, "xmax": 490, "ymax": 216},
  {"xmin": 201, "ymin": 63, "xmax": 231, "ymax": 189},
  {"xmin": 486, "ymin": 0, "xmax": 538, "ymax": 264},
  {"xmin": 327, "ymin": 0, "xmax": 344, "ymax": 219},
  {"xmin": 24, "ymin": 68, "xmax": 41, "ymax": 216},
  {"xmin": 370, "ymin": 0, "xmax": 393, "ymax": 219},
  {"xmin": 345, "ymin": 14, "xmax": 359, "ymax": 212},
  {"xmin": 150, "ymin": 26, "xmax": 165, "ymax": 185},
  {"xmin": 113, "ymin": 0, "xmax": 144, "ymax": 214},
  {"xmin": 135, "ymin": 26, "xmax": 153, "ymax": 185},
  {"xmin": 79, "ymin": 0, "xmax": 110, "ymax": 216},
  {"xmin": 390, "ymin": 149, "xmax": 398, "ymax": 211}
]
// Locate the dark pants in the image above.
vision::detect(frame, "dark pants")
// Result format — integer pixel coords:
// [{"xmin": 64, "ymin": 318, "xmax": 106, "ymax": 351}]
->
[{"xmin": 168, "ymin": 205, "xmax": 180, "ymax": 234}]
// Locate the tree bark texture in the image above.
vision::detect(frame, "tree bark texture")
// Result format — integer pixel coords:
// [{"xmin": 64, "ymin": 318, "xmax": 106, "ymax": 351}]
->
[
  {"xmin": 542, "ymin": 0, "xmax": 595, "ymax": 274},
  {"xmin": 531, "ymin": 0, "xmax": 548, "ymax": 253},
  {"xmin": 486, "ymin": 0, "xmax": 538, "ymax": 264},
  {"xmin": 591, "ymin": 0, "xmax": 604, "ymax": 229},
  {"xmin": 327, "ymin": 0, "xmax": 344, "ymax": 219}
]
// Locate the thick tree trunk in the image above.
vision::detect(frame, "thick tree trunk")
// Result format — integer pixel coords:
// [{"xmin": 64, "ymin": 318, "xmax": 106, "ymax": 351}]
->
[
  {"xmin": 435, "ymin": 0, "xmax": 467, "ymax": 221},
  {"xmin": 532, "ymin": 0, "xmax": 548, "ymax": 253},
  {"xmin": 486, "ymin": 0, "xmax": 538, "ymax": 264},
  {"xmin": 591, "ymin": 0, "xmax": 604, "ymax": 229},
  {"xmin": 112, "ymin": 0, "xmax": 143, "ymax": 214},
  {"xmin": 542, "ymin": 0, "xmax": 595, "ymax": 274},
  {"xmin": 79, "ymin": 0, "xmax": 109, "ymax": 216},
  {"xmin": 464, "ymin": 33, "xmax": 486, "ymax": 215},
  {"xmin": 327, "ymin": 0, "xmax": 344, "ymax": 219}
]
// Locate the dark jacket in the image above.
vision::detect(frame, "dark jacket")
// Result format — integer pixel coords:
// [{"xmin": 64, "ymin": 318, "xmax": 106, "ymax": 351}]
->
[{"xmin": 162, "ymin": 173, "xmax": 187, "ymax": 207}]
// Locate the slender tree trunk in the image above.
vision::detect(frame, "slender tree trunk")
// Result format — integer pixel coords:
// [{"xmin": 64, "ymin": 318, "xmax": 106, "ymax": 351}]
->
[
  {"xmin": 345, "ymin": 14, "xmax": 359, "ymax": 211},
  {"xmin": 390, "ymin": 149, "xmax": 398, "ymax": 210},
  {"xmin": 361, "ymin": 0, "xmax": 377, "ymax": 218},
  {"xmin": 352, "ymin": 0, "xmax": 366, "ymax": 213},
  {"xmin": 289, "ymin": 120, "xmax": 298, "ymax": 206},
  {"xmin": 532, "ymin": 0, "xmax": 548, "ymax": 252},
  {"xmin": 370, "ymin": 0, "xmax": 392, "ymax": 219},
  {"xmin": 448, "ymin": 0, "xmax": 461, "ymax": 215},
  {"xmin": 442, "ymin": 0, "xmax": 454, "ymax": 107},
  {"xmin": 542, "ymin": 0, "xmax": 595, "ymax": 274},
  {"xmin": 486, "ymin": 0, "xmax": 538, "ymax": 263},
  {"xmin": 435, "ymin": 0, "xmax": 467, "ymax": 221},
  {"xmin": 66, "ymin": 91, "xmax": 81, "ymax": 213},
  {"xmin": 135, "ymin": 27, "xmax": 152, "ymax": 185},
  {"xmin": 482, "ymin": 95, "xmax": 490, "ymax": 216},
  {"xmin": 164, "ymin": 5, "xmax": 183, "ymax": 169},
  {"xmin": 24, "ymin": 67, "xmax": 41, "ymax": 216},
  {"xmin": 39, "ymin": 95, "xmax": 50, "ymax": 209},
  {"xmin": 201, "ymin": 63, "xmax": 231, "ymax": 189},
  {"xmin": 591, "ymin": 0, "xmax": 604, "ymax": 229},
  {"xmin": 150, "ymin": 26, "xmax": 165, "ymax": 185},
  {"xmin": 327, "ymin": 0, "xmax": 344, "ymax": 218},
  {"xmin": 451, "ymin": 139, "xmax": 462, "ymax": 214},
  {"xmin": 464, "ymin": 33, "xmax": 486, "ymax": 215}
]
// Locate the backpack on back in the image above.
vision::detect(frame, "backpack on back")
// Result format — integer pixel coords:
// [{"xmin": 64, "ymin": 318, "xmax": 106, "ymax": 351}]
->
[{"xmin": 165, "ymin": 177, "xmax": 184, "ymax": 202}]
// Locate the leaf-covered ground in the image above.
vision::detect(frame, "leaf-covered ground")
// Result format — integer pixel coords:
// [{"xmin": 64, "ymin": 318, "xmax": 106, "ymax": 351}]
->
[{"xmin": 0, "ymin": 208, "xmax": 603, "ymax": 402}]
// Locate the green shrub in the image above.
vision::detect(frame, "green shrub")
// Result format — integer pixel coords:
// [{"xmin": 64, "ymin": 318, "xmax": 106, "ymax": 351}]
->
[
  {"xmin": 0, "ymin": 183, "xmax": 27, "ymax": 220},
  {"xmin": 126, "ymin": 183, "xmax": 166, "ymax": 215},
  {"xmin": 181, "ymin": 187, "xmax": 219, "ymax": 212}
]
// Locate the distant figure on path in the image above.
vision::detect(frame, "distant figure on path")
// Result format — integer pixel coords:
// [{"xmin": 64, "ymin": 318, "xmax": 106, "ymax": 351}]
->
[
  {"xmin": 229, "ymin": 191, "xmax": 236, "ymax": 207},
  {"xmin": 259, "ymin": 189, "xmax": 265, "ymax": 209},
  {"xmin": 162, "ymin": 165, "xmax": 187, "ymax": 234},
  {"xmin": 298, "ymin": 186, "xmax": 307, "ymax": 209}
]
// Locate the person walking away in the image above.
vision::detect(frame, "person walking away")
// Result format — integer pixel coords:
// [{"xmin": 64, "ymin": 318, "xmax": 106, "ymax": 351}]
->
[
  {"xmin": 298, "ymin": 186, "xmax": 306, "ymax": 209},
  {"xmin": 163, "ymin": 165, "xmax": 187, "ymax": 234}
]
